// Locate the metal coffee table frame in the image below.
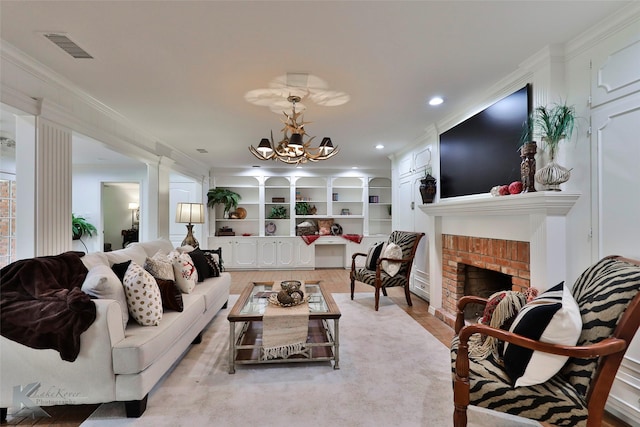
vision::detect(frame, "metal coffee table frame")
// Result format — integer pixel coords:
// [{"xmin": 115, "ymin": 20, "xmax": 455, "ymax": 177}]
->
[{"xmin": 227, "ymin": 281, "xmax": 340, "ymax": 374}]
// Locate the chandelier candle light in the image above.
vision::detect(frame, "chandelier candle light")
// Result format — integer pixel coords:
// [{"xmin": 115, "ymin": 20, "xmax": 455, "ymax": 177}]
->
[
  {"xmin": 249, "ymin": 95, "xmax": 338, "ymax": 165},
  {"xmin": 176, "ymin": 202, "xmax": 205, "ymax": 248}
]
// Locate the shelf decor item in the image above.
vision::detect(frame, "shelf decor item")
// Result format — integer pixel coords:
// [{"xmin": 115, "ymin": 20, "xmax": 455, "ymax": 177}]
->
[
  {"xmin": 519, "ymin": 142, "xmax": 537, "ymax": 193},
  {"xmin": 207, "ymin": 188, "xmax": 241, "ymax": 218},
  {"xmin": 419, "ymin": 173, "xmax": 437, "ymax": 204},
  {"xmin": 530, "ymin": 102, "xmax": 576, "ymax": 191},
  {"xmin": 268, "ymin": 205, "xmax": 287, "ymax": 219}
]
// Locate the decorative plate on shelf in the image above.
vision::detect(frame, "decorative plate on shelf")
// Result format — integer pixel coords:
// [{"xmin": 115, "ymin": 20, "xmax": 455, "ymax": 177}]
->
[
  {"xmin": 265, "ymin": 221, "xmax": 276, "ymax": 236},
  {"xmin": 236, "ymin": 207, "xmax": 247, "ymax": 219}
]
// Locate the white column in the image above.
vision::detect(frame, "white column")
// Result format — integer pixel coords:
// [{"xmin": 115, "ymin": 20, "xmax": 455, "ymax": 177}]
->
[{"xmin": 34, "ymin": 117, "xmax": 72, "ymax": 256}]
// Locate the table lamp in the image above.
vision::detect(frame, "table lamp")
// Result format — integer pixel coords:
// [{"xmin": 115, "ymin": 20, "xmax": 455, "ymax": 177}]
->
[
  {"xmin": 128, "ymin": 202, "xmax": 139, "ymax": 229},
  {"xmin": 176, "ymin": 203, "xmax": 204, "ymax": 248}
]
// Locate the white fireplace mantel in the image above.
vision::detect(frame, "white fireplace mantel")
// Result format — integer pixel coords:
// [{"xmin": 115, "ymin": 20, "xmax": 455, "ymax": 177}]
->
[
  {"xmin": 419, "ymin": 191, "xmax": 580, "ymax": 217},
  {"xmin": 418, "ymin": 191, "xmax": 580, "ymax": 314}
]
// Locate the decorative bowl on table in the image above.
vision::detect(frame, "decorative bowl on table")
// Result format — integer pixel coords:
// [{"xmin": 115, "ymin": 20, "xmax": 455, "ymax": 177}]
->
[{"xmin": 280, "ymin": 280, "xmax": 301, "ymax": 293}]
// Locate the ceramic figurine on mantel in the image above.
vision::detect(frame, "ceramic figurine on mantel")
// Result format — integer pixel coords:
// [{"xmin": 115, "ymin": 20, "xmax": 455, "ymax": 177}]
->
[
  {"xmin": 530, "ymin": 102, "xmax": 576, "ymax": 191},
  {"xmin": 419, "ymin": 170, "xmax": 437, "ymax": 204}
]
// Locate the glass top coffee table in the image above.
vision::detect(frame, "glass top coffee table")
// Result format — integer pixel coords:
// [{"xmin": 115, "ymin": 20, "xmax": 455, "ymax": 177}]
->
[{"xmin": 227, "ymin": 281, "xmax": 341, "ymax": 374}]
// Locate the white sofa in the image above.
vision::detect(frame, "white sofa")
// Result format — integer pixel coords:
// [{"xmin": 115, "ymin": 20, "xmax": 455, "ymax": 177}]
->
[{"xmin": 0, "ymin": 239, "xmax": 230, "ymax": 419}]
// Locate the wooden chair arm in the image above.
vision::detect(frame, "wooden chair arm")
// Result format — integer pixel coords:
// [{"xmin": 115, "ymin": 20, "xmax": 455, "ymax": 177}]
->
[
  {"xmin": 455, "ymin": 296, "xmax": 489, "ymax": 333},
  {"xmin": 351, "ymin": 252, "xmax": 367, "ymax": 272},
  {"xmin": 458, "ymin": 324, "xmax": 627, "ymax": 359}
]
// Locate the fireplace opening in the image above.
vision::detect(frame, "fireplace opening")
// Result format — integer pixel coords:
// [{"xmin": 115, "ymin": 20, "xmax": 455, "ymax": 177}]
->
[{"xmin": 463, "ymin": 264, "xmax": 512, "ymax": 321}]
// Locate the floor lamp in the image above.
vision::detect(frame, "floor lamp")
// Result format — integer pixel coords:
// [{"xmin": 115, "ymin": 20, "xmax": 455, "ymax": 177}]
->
[
  {"xmin": 128, "ymin": 202, "xmax": 139, "ymax": 229},
  {"xmin": 176, "ymin": 203, "xmax": 204, "ymax": 248}
]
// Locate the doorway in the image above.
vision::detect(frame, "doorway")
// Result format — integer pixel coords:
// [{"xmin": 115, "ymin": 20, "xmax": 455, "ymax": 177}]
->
[{"xmin": 102, "ymin": 182, "xmax": 140, "ymax": 250}]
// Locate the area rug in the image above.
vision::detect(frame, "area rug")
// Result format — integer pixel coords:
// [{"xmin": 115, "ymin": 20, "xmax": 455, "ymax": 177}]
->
[{"xmin": 82, "ymin": 294, "xmax": 536, "ymax": 427}]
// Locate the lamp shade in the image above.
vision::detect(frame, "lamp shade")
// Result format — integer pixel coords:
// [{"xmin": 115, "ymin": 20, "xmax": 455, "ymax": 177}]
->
[
  {"xmin": 175, "ymin": 203, "xmax": 205, "ymax": 224},
  {"xmin": 128, "ymin": 202, "xmax": 139, "ymax": 210}
]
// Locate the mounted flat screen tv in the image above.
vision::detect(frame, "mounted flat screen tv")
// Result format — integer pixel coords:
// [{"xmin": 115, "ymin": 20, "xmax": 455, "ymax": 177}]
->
[{"xmin": 439, "ymin": 85, "xmax": 531, "ymax": 198}]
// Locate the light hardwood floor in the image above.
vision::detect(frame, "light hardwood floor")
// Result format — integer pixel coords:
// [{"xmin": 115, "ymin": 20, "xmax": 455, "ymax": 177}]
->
[{"xmin": 4, "ymin": 269, "xmax": 629, "ymax": 426}]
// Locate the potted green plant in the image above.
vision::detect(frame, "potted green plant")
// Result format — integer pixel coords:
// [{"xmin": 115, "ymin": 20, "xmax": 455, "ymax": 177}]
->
[
  {"xmin": 268, "ymin": 205, "xmax": 288, "ymax": 219},
  {"xmin": 207, "ymin": 188, "xmax": 241, "ymax": 217},
  {"xmin": 295, "ymin": 201, "xmax": 311, "ymax": 216},
  {"xmin": 531, "ymin": 102, "xmax": 576, "ymax": 190},
  {"xmin": 72, "ymin": 213, "xmax": 97, "ymax": 251}
]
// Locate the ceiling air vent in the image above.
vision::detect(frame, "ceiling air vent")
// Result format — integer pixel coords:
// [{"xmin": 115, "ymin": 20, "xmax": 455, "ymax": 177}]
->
[
  {"xmin": 196, "ymin": 148, "xmax": 209, "ymax": 154},
  {"xmin": 43, "ymin": 33, "xmax": 93, "ymax": 59}
]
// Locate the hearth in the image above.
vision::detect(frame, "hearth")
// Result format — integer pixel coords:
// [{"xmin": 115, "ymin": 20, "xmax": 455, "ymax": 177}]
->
[{"xmin": 462, "ymin": 264, "xmax": 513, "ymax": 321}]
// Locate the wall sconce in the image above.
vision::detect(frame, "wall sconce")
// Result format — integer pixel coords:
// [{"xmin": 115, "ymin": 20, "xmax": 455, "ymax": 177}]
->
[
  {"xmin": 175, "ymin": 203, "xmax": 205, "ymax": 248},
  {"xmin": 128, "ymin": 202, "xmax": 139, "ymax": 229}
]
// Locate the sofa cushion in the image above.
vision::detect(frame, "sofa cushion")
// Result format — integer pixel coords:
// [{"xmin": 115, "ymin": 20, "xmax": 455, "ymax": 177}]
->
[
  {"xmin": 81, "ymin": 252, "xmax": 109, "ymax": 270},
  {"xmin": 189, "ymin": 273, "xmax": 230, "ymax": 312},
  {"xmin": 106, "ymin": 245, "xmax": 148, "ymax": 267},
  {"xmin": 504, "ymin": 282, "xmax": 582, "ymax": 387},
  {"xmin": 81, "ymin": 264, "xmax": 129, "ymax": 328},
  {"xmin": 133, "ymin": 239, "xmax": 174, "ymax": 258},
  {"xmin": 112, "ymin": 294, "xmax": 205, "ymax": 374},
  {"xmin": 122, "ymin": 262, "xmax": 163, "ymax": 326}
]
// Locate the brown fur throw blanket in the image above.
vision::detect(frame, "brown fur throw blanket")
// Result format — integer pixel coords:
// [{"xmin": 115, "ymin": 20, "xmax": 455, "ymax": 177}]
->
[{"xmin": 1, "ymin": 251, "xmax": 96, "ymax": 361}]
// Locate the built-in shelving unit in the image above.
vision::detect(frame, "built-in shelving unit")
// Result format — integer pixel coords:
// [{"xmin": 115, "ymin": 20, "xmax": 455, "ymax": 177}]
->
[
  {"xmin": 210, "ymin": 173, "xmax": 389, "ymax": 239},
  {"xmin": 367, "ymin": 177, "xmax": 392, "ymax": 236}
]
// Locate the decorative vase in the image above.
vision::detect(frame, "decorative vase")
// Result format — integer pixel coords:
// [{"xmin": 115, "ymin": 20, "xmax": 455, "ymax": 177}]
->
[
  {"xmin": 535, "ymin": 148, "xmax": 570, "ymax": 191},
  {"xmin": 419, "ymin": 174, "xmax": 437, "ymax": 204},
  {"xmin": 520, "ymin": 142, "xmax": 537, "ymax": 193}
]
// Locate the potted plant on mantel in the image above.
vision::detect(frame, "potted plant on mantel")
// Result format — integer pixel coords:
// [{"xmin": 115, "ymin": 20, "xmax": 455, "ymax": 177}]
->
[
  {"xmin": 207, "ymin": 188, "xmax": 241, "ymax": 218},
  {"xmin": 531, "ymin": 102, "xmax": 576, "ymax": 191}
]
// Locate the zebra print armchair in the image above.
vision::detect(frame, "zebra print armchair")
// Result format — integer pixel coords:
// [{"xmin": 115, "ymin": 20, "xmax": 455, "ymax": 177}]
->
[
  {"xmin": 350, "ymin": 230, "xmax": 424, "ymax": 311},
  {"xmin": 451, "ymin": 255, "xmax": 640, "ymax": 427}
]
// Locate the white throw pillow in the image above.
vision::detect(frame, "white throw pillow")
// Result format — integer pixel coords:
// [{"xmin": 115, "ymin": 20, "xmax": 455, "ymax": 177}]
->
[
  {"xmin": 169, "ymin": 251, "xmax": 197, "ymax": 293},
  {"xmin": 81, "ymin": 264, "xmax": 129, "ymax": 328},
  {"xmin": 122, "ymin": 262, "xmax": 163, "ymax": 326},
  {"xmin": 503, "ymin": 282, "xmax": 582, "ymax": 387},
  {"xmin": 381, "ymin": 242, "xmax": 402, "ymax": 277}
]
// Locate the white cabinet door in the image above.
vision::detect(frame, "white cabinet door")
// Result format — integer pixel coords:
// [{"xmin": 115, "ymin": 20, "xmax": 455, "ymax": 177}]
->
[
  {"xmin": 277, "ymin": 238, "xmax": 295, "ymax": 268},
  {"xmin": 233, "ymin": 238, "xmax": 258, "ymax": 268},
  {"xmin": 296, "ymin": 239, "xmax": 315, "ymax": 268},
  {"xmin": 258, "ymin": 238, "xmax": 277, "ymax": 268}
]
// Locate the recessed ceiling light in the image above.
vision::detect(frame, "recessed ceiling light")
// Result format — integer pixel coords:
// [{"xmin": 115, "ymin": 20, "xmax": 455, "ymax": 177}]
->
[
  {"xmin": 429, "ymin": 96, "xmax": 444, "ymax": 106},
  {"xmin": 375, "ymin": 144, "xmax": 384, "ymax": 150},
  {"xmin": 352, "ymin": 166, "xmax": 358, "ymax": 169}
]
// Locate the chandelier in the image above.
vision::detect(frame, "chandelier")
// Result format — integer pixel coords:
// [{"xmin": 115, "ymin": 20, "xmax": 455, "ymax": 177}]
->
[{"xmin": 249, "ymin": 95, "xmax": 338, "ymax": 165}]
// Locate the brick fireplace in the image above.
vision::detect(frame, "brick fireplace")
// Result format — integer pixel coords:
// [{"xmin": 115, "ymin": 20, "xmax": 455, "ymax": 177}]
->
[
  {"xmin": 439, "ymin": 234, "xmax": 530, "ymax": 327},
  {"xmin": 419, "ymin": 192, "xmax": 579, "ymax": 328}
]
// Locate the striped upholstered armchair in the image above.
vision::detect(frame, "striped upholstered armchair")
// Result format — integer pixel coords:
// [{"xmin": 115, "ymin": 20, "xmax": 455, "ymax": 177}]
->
[
  {"xmin": 451, "ymin": 255, "xmax": 640, "ymax": 427},
  {"xmin": 350, "ymin": 230, "xmax": 424, "ymax": 311}
]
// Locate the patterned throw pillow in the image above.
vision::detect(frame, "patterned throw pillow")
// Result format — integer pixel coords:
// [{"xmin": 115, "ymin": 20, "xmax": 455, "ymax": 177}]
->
[
  {"xmin": 381, "ymin": 242, "xmax": 402, "ymax": 277},
  {"xmin": 122, "ymin": 262, "xmax": 163, "ymax": 326},
  {"xmin": 503, "ymin": 282, "xmax": 582, "ymax": 387},
  {"xmin": 169, "ymin": 251, "xmax": 197, "ymax": 293},
  {"xmin": 365, "ymin": 241, "xmax": 386, "ymax": 271},
  {"xmin": 144, "ymin": 253, "xmax": 175, "ymax": 281},
  {"xmin": 202, "ymin": 251, "xmax": 221, "ymax": 277}
]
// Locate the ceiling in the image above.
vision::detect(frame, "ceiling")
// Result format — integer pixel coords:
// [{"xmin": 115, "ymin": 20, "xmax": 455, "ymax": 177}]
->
[{"xmin": 0, "ymin": 1, "xmax": 631, "ymax": 172}]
